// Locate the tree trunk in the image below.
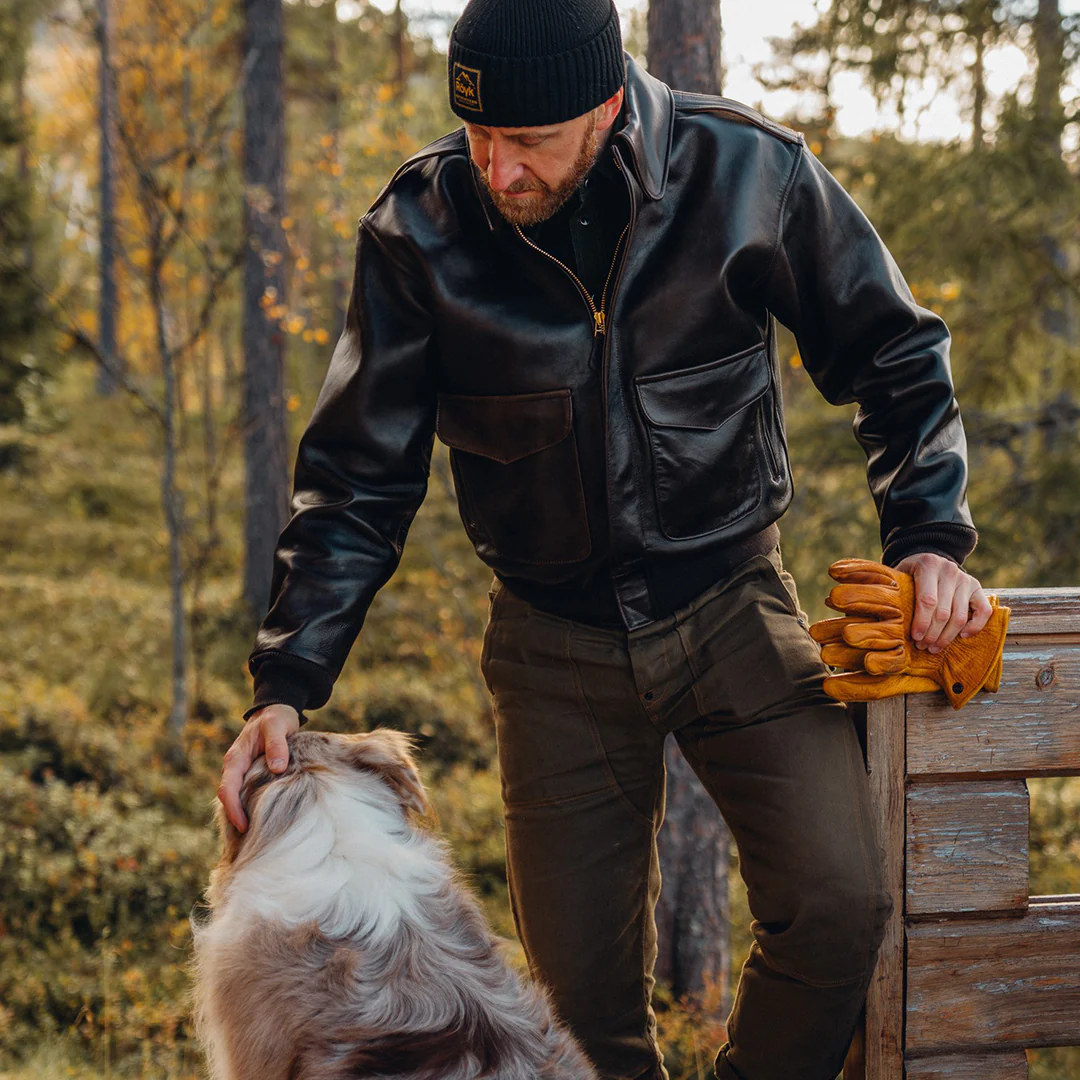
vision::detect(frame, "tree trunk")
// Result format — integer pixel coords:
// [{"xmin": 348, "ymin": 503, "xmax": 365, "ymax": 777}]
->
[
  {"xmin": 1032, "ymin": 0, "xmax": 1065, "ymax": 157},
  {"xmin": 325, "ymin": 0, "xmax": 347, "ymax": 325},
  {"xmin": 646, "ymin": 0, "xmax": 722, "ymax": 94},
  {"xmin": 647, "ymin": 0, "xmax": 731, "ymax": 1018},
  {"xmin": 152, "ymin": 260, "xmax": 189, "ymax": 768},
  {"xmin": 971, "ymin": 17, "xmax": 986, "ymax": 153},
  {"xmin": 241, "ymin": 0, "xmax": 290, "ymax": 620},
  {"xmin": 95, "ymin": 0, "xmax": 122, "ymax": 396}
]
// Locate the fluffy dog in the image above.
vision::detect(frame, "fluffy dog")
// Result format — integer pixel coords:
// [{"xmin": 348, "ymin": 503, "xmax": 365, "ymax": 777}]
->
[{"xmin": 189, "ymin": 727, "xmax": 598, "ymax": 1080}]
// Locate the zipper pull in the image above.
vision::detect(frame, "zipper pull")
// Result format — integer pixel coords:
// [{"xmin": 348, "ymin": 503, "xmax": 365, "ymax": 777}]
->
[{"xmin": 594, "ymin": 310, "xmax": 606, "ymax": 336}]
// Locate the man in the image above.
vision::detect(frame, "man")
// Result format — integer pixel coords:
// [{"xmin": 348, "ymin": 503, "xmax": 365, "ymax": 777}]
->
[{"xmin": 219, "ymin": 1, "xmax": 994, "ymax": 1077}]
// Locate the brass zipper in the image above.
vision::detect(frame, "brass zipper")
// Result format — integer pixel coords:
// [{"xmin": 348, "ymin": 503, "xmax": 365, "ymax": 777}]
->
[{"xmin": 515, "ymin": 219, "xmax": 630, "ymax": 337}]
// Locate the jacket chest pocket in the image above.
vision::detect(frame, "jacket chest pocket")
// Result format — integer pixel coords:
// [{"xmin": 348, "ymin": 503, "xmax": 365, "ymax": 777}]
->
[
  {"xmin": 634, "ymin": 343, "xmax": 774, "ymax": 541},
  {"xmin": 435, "ymin": 389, "xmax": 592, "ymax": 566}
]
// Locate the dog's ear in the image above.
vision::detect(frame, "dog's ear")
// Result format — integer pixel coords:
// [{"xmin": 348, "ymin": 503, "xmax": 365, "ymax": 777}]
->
[
  {"xmin": 345, "ymin": 728, "xmax": 433, "ymax": 824},
  {"xmin": 213, "ymin": 798, "xmax": 245, "ymax": 865}
]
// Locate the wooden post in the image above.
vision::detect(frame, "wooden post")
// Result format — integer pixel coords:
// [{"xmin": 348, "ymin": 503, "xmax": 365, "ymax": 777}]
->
[{"xmin": 850, "ymin": 587, "xmax": 1080, "ymax": 1077}]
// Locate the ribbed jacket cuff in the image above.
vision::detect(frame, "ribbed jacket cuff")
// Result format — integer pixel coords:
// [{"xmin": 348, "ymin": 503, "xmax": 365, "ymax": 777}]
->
[
  {"xmin": 880, "ymin": 522, "xmax": 979, "ymax": 569},
  {"xmin": 243, "ymin": 652, "xmax": 334, "ymax": 726}
]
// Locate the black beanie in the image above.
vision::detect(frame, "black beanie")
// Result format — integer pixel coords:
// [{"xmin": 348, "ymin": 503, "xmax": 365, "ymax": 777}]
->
[{"xmin": 448, "ymin": 0, "xmax": 626, "ymax": 127}]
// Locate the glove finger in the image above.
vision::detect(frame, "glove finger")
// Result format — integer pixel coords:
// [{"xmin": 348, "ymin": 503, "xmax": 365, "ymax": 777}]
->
[
  {"xmin": 827, "ymin": 584, "xmax": 903, "ymax": 618},
  {"xmin": 823, "ymin": 671, "xmax": 940, "ymax": 702},
  {"xmin": 827, "ymin": 559, "xmax": 900, "ymax": 587},
  {"xmin": 808, "ymin": 615, "xmax": 876, "ymax": 644},
  {"xmin": 842, "ymin": 622, "xmax": 904, "ymax": 650},
  {"xmin": 820, "ymin": 643, "xmax": 870, "ymax": 669},
  {"xmin": 822, "ymin": 672, "xmax": 899, "ymax": 702},
  {"xmin": 863, "ymin": 645, "xmax": 908, "ymax": 674}
]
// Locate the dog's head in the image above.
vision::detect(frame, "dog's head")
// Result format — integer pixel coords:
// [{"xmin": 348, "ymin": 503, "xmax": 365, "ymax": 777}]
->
[{"xmin": 213, "ymin": 728, "xmax": 435, "ymax": 872}]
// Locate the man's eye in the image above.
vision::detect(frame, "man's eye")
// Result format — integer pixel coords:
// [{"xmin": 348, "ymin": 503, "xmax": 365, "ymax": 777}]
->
[{"xmin": 518, "ymin": 138, "xmax": 544, "ymax": 148}]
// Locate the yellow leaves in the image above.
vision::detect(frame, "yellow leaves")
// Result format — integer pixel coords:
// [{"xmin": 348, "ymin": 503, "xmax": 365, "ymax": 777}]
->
[
  {"xmin": 295, "ymin": 256, "xmax": 310, "ymax": 272},
  {"xmin": 810, "ymin": 140, "xmax": 823, "ymax": 155},
  {"xmin": 286, "ymin": 394, "xmax": 301, "ymax": 412},
  {"xmin": 912, "ymin": 280, "xmax": 962, "ymax": 306},
  {"xmin": 320, "ymin": 134, "xmax": 335, "ymax": 149},
  {"xmin": 330, "ymin": 162, "xmax": 344, "ymax": 177},
  {"xmin": 789, "ymin": 352, "xmax": 803, "ymax": 370},
  {"xmin": 285, "ymin": 315, "xmax": 305, "ymax": 335},
  {"xmin": 266, "ymin": 304, "xmax": 287, "ymax": 320},
  {"xmin": 376, "ymin": 84, "xmax": 395, "ymax": 103},
  {"xmin": 334, "ymin": 220, "xmax": 353, "ymax": 238},
  {"xmin": 402, "ymin": 102, "xmax": 417, "ymax": 118},
  {"xmin": 313, "ymin": 328, "xmax": 329, "ymax": 345},
  {"xmin": 281, "ymin": 216, "xmax": 294, "ymax": 231}
]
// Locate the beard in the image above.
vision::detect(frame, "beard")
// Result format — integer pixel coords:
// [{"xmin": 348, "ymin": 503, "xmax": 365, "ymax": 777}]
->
[{"xmin": 477, "ymin": 118, "xmax": 603, "ymax": 227}]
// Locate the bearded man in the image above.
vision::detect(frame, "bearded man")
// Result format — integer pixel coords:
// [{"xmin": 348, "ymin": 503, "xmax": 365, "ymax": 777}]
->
[{"xmin": 218, "ymin": 1, "xmax": 993, "ymax": 1077}]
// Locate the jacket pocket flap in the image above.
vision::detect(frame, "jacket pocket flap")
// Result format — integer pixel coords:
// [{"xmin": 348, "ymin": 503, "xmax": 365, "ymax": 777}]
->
[
  {"xmin": 635, "ymin": 344, "xmax": 769, "ymax": 430},
  {"xmin": 436, "ymin": 389, "xmax": 573, "ymax": 464}
]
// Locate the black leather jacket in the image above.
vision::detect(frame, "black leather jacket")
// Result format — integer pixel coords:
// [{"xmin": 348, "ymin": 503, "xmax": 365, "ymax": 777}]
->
[{"xmin": 244, "ymin": 54, "xmax": 977, "ymax": 720}]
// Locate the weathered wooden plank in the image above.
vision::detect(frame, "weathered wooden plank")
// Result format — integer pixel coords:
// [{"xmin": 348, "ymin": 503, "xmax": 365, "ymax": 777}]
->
[
  {"xmin": 906, "ymin": 642, "xmax": 1080, "ymax": 777},
  {"xmin": 991, "ymin": 587, "xmax": 1080, "ymax": 634},
  {"xmin": 906, "ymin": 780, "xmax": 1029, "ymax": 915},
  {"xmin": 904, "ymin": 1050, "xmax": 1029, "ymax": 1079},
  {"xmin": 861, "ymin": 695, "xmax": 905, "ymax": 1080},
  {"xmin": 906, "ymin": 899, "xmax": 1080, "ymax": 1054}
]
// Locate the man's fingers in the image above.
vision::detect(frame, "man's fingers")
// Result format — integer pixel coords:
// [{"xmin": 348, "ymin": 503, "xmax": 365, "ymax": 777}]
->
[
  {"xmin": 931, "ymin": 582, "xmax": 977, "ymax": 652},
  {"xmin": 265, "ymin": 728, "xmax": 291, "ymax": 772},
  {"xmin": 217, "ymin": 745, "xmax": 254, "ymax": 833},
  {"xmin": 960, "ymin": 590, "xmax": 995, "ymax": 638},
  {"xmin": 910, "ymin": 560, "xmax": 945, "ymax": 645}
]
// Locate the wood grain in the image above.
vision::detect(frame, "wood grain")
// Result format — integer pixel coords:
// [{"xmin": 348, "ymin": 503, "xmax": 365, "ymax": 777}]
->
[
  {"xmin": 906, "ymin": 899, "xmax": 1080, "ymax": 1054},
  {"xmin": 860, "ymin": 695, "xmax": 905, "ymax": 1080},
  {"xmin": 903, "ymin": 1050, "xmax": 1029, "ymax": 1079},
  {"xmin": 906, "ymin": 780, "xmax": 1029, "ymax": 915},
  {"xmin": 990, "ymin": 587, "xmax": 1080, "ymax": 634},
  {"xmin": 906, "ymin": 642, "xmax": 1080, "ymax": 777}
]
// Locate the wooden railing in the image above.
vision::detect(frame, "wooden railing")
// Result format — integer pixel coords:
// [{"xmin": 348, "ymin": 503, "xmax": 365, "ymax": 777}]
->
[{"xmin": 843, "ymin": 588, "xmax": 1080, "ymax": 1079}]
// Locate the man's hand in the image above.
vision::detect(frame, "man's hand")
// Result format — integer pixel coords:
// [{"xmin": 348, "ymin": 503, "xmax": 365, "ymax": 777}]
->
[
  {"xmin": 891, "ymin": 552, "xmax": 994, "ymax": 654},
  {"xmin": 217, "ymin": 704, "xmax": 300, "ymax": 832}
]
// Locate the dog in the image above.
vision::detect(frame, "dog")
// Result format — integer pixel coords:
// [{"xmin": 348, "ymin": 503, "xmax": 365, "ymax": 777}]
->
[{"xmin": 189, "ymin": 727, "xmax": 599, "ymax": 1080}]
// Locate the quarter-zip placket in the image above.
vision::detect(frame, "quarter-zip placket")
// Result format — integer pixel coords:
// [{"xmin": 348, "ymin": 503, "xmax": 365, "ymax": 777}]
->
[{"xmin": 514, "ymin": 219, "xmax": 630, "ymax": 337}]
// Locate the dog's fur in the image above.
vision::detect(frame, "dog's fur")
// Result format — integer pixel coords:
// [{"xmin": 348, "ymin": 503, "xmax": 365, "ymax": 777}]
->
[{"xmin": 189, "ymin": 728, "xmax": 598, "ymax": 1080}]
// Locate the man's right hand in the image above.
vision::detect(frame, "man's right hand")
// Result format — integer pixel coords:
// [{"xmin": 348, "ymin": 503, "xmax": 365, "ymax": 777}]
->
[{"xmin": 217, "ymin": 704, "xmax": 300, "ymax": 833}]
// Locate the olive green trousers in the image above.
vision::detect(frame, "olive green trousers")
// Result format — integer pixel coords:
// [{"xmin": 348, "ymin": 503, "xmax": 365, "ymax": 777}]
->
[{"xmin": 479, "ymin": 545, "xmax": 894, "ymax": 1080}]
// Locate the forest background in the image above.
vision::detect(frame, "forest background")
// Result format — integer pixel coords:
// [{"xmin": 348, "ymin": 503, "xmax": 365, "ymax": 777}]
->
[{"xmin": 1, "ymin": 0, "xmax": 1079, "ymax": 1076}]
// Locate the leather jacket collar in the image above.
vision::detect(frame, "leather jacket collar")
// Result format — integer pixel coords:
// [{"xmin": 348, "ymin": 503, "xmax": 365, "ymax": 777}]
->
[
  {"xmin": 613, "ymin": 54, "xmax": 674, "ymax": 201},
  {"xmin": 470, "ymin": 53, "xmax": 675, "ymax": 228}
]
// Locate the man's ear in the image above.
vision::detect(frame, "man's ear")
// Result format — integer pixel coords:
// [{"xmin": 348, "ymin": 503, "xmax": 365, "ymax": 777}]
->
[{"xmin": 596, "ymin": 86, "xmax": 624, "ymax": 134}]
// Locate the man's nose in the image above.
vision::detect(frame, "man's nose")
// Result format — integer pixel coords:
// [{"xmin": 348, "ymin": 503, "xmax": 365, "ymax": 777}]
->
[{"xmin": 486, "ymin": 141, "xmax": 525, "ymax": 191}]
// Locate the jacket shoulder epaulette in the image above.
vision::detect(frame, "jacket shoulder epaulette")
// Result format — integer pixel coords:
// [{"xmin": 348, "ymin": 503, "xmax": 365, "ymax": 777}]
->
[
  {"xmin": 363, "ymin": 128, "xmax": 468, "ymax": 221},
  {"xmin": 671, "ymin": 90, "xmax": 804, "ymax": 146}
]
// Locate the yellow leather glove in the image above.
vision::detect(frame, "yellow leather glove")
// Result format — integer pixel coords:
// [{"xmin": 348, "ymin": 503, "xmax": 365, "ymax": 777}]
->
[
  {"xmin": 808, "ymin": 614, "xmax": 941, "ymax": 701},
  {"xmin": 808, "ymin": 559, "xmax": 1010, "ymax": 709}
]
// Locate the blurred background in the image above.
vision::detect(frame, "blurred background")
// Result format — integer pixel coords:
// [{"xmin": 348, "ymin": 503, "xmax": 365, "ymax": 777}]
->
[{"xmin": 1, "ymin": 0, "xmax": 1079, "ymax": 1076}]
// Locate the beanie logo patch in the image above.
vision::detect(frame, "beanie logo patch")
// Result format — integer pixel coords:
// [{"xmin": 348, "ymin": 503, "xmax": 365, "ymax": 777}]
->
[{"xmin": 453, "ymin": 63, "xmax": 483, "ymax": 112}]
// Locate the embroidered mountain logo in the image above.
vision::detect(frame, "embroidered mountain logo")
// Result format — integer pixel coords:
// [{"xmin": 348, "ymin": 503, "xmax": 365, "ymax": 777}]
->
[{"xmin": 453, "ymin": 63, "xmax": 482, "ymax": 111}]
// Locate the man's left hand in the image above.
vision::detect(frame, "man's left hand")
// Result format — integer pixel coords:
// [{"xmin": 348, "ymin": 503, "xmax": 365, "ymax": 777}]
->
[{"xmin": 891, "ymin": 552, "xmax": 994, "ymax": 654}]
